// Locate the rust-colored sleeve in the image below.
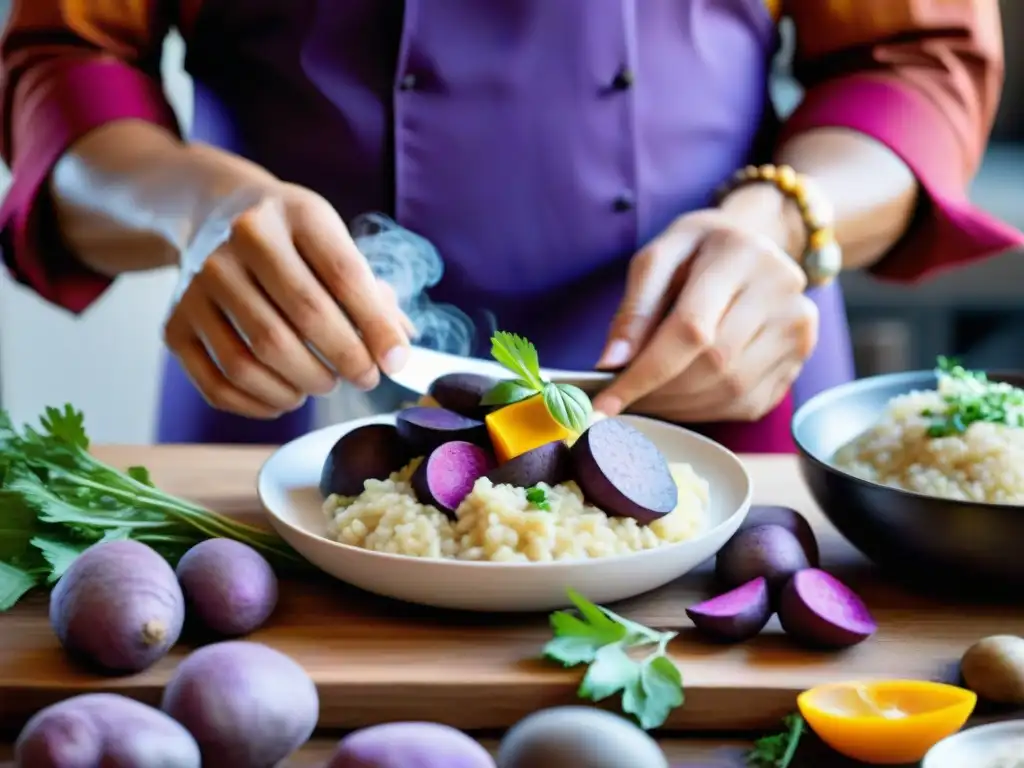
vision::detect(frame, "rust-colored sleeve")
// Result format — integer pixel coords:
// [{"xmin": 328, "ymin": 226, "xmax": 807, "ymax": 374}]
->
[
  {"xmin": 781, "ymin": 0, "xmax": 1024, "ymax": 280},
  {"xmin": 0, "ymin": 1, "xmax": 180, "ymax": 312}
]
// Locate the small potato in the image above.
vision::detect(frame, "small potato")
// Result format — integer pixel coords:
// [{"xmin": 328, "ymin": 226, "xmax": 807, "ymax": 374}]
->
[
  {"xmin": 327, "ymin": 722, "xmax": 496, "ymax": 767},
  {"xmin": 15, "ymin": 693, "xmax": 201, "ymax": 768},
  {"xmin": 176, "ymin": 538, "xmax": 278, "ymax": 637},
  {"xmin": 961, "ymin": 635, "xmax": 1024, "ymax": 704},
  {"xmin": 161, "ymin": 641, "xmax": 319, "ymax": 768}
]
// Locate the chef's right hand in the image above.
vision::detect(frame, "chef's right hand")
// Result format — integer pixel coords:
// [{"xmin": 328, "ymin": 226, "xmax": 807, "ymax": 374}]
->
[{"xmin": 163, "ymin": 147, "xmax": 413, "ymax": 419}]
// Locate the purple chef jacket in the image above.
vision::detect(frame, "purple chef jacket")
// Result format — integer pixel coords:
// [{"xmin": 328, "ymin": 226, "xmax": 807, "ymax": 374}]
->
[{"xmin": 152, "ymin": 0, "xmax": 854, "ymax": 448}]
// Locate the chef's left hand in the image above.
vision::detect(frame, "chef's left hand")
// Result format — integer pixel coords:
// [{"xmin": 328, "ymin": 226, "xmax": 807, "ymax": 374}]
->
[{"xmin": 592, "ymin": 186, "xmax": 820, "ymax": 423}]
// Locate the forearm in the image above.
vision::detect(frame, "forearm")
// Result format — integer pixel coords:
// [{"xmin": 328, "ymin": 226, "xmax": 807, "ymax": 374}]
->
[
  {"xmin": 719, "ymin": 127, "xmax": 918, "ymax": 272},
  {"xmin": 775, "ymin": 127, "xmax": 918, "ymax": 271}
]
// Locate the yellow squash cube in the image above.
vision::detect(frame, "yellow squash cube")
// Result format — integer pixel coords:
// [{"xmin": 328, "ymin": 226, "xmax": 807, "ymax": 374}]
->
[{"xmin": 485, "ymin": 395, "xmax": 571, "ymax": 463}]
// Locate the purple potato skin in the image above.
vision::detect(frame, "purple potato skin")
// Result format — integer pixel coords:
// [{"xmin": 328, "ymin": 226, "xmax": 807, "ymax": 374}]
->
[
  {"xmin": 428, "ymin": 373, "xmax": 499, "ymax": 420},
  {"xmin": 778, "ymin": 568, "xmax": 878, "ymax": 649},
  {"xmin": 412, "ymin": 441, "xmax": 495, "ymax": 516},
  {"xmin": 15, "ymin": 693, "xmax": 201, "ymax": 768},
  {"xmin": 175, "ymin": 539, "xmax": 278, "ymax": 637},
  {"xmin": 737, "ymin": 506, "xmax": 820, "ymax": 567},
  {"xmin": 327, "ymin": 722, "xmax": 496, "ymax": 768},
  {"xmin": 49, "ymin": 540, "xmax": 185, "ymax": 674},
  {"xmin": 320, "ymin": 424, "xmax": 411, "ymax": 498},
  {"xmin": 685, "ymin": 577, "xmax": 772, "ymax": 643},
  {"xmin": 714, "ymin": 524, "xmax": 810, "ymax": 597},
  {"xmin": 569, "ymin": 418, "xmax": 677, "ymax": 524},
  {"xmin": 486, "ymin": 441, "xmax": 571, "ymax": 489},
  {"xmin": 396, "ymin": 406, "xmax": 490, "ymax": 455},
  {"xmin": 161, "ymin": 641, "xmax": 319, "ymax": 768}
]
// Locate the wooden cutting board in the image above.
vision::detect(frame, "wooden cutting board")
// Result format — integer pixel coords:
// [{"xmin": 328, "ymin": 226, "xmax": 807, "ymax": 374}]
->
[{"xmin": 0, "ymin": 447, "xmax": 1020, "ymax": 733}]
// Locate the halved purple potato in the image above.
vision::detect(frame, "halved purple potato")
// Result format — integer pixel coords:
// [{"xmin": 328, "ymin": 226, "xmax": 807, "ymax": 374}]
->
[
  {"xmin": 569, "ymin": 418, "xmax": 677, "ymax": 523},
  {"xmin": 428, "ymin": 373, "xmax": 499, "ymax": 420},
  {"xmin": 412, "ymin": 441, "xmax": 495, "ymax": 516},
  {"xmin": 396, "ymin": 406, "xmax": 490, "ymax": 455},
  {"xmin": 486, "ymin": 441, "xmax": 571, "ymax": 489},
  {"xmin": 778, "ymin": 568, "xmax": 877, "ymax": 649},
  {"xmin": 738, "ymin": 505, "xmax": 820, "ymax": 566},
  {"xmin": 319, "ymin": 424, "xmax": 411, "ymax": 498},
  {"xmin": 686, "ymin": 577, "xmax": 772, "ymax": 643}
]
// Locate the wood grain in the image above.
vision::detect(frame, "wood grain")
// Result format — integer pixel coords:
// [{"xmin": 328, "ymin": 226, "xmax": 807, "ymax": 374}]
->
[{"xmin": 0, "ymin": 447, "xmax": 1019, "ymax": 736}]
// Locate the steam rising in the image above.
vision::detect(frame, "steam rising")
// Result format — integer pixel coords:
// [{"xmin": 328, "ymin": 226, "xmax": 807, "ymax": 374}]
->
[{"xmin": 352, "ymin": 214, "xmax": 480, "ymax": 356}]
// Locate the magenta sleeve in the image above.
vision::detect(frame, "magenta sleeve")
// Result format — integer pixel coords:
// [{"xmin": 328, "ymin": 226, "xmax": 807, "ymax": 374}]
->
[
  {"xmin": 780, "ymin": 76, "xmax": 1024, "ymax": 282},
  {"xmin": 0, "ymin": 58, "xmax": 179, "ymax": 313}
]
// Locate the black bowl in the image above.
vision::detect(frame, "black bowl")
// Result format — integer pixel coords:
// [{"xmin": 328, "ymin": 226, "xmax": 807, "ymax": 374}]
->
[{"xmin": 792, "ymin": 369, "xmax": 1024, "ymax": 593}]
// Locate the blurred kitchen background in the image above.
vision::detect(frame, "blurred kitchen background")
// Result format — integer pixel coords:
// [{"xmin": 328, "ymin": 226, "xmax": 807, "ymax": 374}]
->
[{"xmin": 0, "ymin": 2, "xmax": 1021, "ymax": 443}]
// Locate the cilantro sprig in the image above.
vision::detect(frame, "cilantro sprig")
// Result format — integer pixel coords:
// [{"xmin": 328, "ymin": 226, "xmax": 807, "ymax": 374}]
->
[
  {"xmin": 922, "ymin": 356, "xmax": 1024, "ymax": 438},
  {"xmin": 746, "ymin": 714, "xmax": 805, "ymax": 767},
  {"xmin": 0, "ymin": 404, "xmax": 306, "ymax": 611},
  {"xmin": 481, "ymin": 332, "xmax": 593, "ymax": 433},
  {"xmin": 525, "ymin": 486, "xmax": 551, "ymax": 511},
  {"xmin": 543, "ymin": 588, "xmax": 684, "ymax": 730}
]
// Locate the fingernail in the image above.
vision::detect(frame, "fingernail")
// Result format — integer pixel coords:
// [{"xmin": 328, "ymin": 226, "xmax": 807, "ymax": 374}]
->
[
  {"xmin": 355, "ymin": 369, "xmax": 380, "ymax": 392},
  {"xmin": 594, "ymin": 395, "xmax": 623, "ymax": 417},
  {"xmin": 382, "ymin": 345, "xmax": 410, "ymax": 375},
  {"xmin": 598, "ymin": 340, "xmax": 633, "ymax": 369}
]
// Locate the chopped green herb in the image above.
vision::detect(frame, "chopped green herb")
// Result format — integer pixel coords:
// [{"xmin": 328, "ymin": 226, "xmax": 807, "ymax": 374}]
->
[
  {"xmin": 525, "ymin": 485, "xmax": 551, "ymax": 511},
  {"xmin": 483, "ymin": 332, "xmax": 594, "ymax": 432},
  {"xmin": 0, "ymin": 404, "xmax": 307, "ymax": 611},
  {"xmin": 543, "ymin": 588, "xmax": 684, "ymax": 730},
  {"xmin": 746, "ymin": 714, "xmax": 805, "ymax": 767},
  {"xmin": 923, "ymin": 357, "xmax": 1024, "ymax": 438}
]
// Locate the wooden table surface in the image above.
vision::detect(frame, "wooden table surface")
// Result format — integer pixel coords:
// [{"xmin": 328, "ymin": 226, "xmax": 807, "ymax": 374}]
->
[{"xmin": 0, "ymin": 446, "xmax": 1021, "ymax": 765}]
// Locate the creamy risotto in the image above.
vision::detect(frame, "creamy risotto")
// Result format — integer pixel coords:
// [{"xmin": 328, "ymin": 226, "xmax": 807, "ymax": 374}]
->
[
  {"xmin": 833, "ymin": 365, "xmax": 1024, "ymax": 504},
  {"xmin": 323, "ymin": 461, "xmax": 709, "ymax": 562}
]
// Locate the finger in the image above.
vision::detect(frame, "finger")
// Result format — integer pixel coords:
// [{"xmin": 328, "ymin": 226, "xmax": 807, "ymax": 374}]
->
[
  {"xmin": 199, "ymin": 247, "xmax": 340, "ymax": 394},
  {"xmin": 163, "ymin": 308, "xmax": 283, "ymax": 419},
  {"xmin": 185, "ymin": 289, "xmax": 307, "ymax": 411},
  {"xmin": 719, "ymin": 358, "xmax": 803, "ymax": 422},
  {"xmin": 593, "ymin": 232, "xmax": 753, "ymax": 415},
  {"xmin": 288, "ymin": 194, "xmax": 411, "ymax": 373},
  {"xmin": 228, "ymin": 206, "xmax": 381, "ymax": 390},
  {"xmin": 596, "ymin": 224, "xmax": 706, "ymax": 370}
]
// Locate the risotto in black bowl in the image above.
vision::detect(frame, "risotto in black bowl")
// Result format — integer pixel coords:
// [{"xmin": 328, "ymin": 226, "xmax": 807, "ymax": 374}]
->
[{"xmin": 792, "ymin": 360, "xmax": 1024, "ymax": 592}]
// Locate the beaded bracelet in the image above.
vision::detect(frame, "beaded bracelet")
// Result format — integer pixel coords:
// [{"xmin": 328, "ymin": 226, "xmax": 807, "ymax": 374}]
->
[{"xmin": 716, "ymin": 164, "xmax": 842, "ymax": 288}]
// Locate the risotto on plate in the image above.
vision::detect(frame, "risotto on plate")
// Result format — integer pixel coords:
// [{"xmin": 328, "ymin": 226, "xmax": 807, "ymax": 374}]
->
[{"xmin": 323, "ymin": 461, "xmax": 709, "ymax": 562}]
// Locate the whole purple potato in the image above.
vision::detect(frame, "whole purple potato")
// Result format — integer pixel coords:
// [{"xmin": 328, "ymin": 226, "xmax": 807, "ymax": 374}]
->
[
  {"xmin": 50, "ymin": 540, "xmax": 185, "ymax": 674},
  {"xmin": 327, "ymin": 722, "xmax": 496, "ymax": 767},
  {"xmin": 15, "ymin": 693, "xmax": 201, "ymax": 768},
  {"xmin": 161, "ymin": 641, "xmax": 319, "ymax": 768},
  {"xmin": 175, "ymin": 538, "xmax": 278, "ymax": 637}
]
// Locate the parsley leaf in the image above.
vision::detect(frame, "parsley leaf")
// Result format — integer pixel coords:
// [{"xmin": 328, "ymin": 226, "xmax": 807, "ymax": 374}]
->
[
  {"xmin": 543, "ymin": 588, "xmax": 684, "ymax": 730},
  {"xmin": 480, "ymin": 379, "xmax": 536, "ymax": 407},
  {"xmin": 525, "ymin": 486, "xmax": 551, "ymax": 511},
  {"xmin": 746, "ymin": 714, "xmax": 805, "ymax": 767},
  {"xmin": 483, "ymin": 331, "xmax": 595, "ymax": 433},
  {"xmin": 924, "ymin": 356, "xmax": 1024, "ymax": 437}
]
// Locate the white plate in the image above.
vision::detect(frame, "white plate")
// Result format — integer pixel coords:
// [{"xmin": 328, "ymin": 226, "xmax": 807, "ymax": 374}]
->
[
  {"xmin": 922, "ymin": 720, "xmax": 1024, "ymax": 768},
  {"xmin": 257, "ymin": 414, "xmax": 752, "ymax": 612},
  {"xmin": 388, "ymin": 345, "xmax": 614, "ymax": 397}
]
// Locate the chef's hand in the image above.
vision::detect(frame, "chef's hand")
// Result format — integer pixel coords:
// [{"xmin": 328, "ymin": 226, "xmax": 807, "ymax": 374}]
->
[
  {"xmin": 163, "ymin": 144, "xmax": 413, "ymax": 419},
  {"xmin": 592, "ymin": 185, "xmax": 820, "ymax": 423}
]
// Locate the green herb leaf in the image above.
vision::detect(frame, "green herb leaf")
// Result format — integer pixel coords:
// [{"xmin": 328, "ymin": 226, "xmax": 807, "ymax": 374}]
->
[
  {"xmin": 924, "ymin": 357, "xmax": 1024, "ymax": 438},
  {"xmin": 490, "ymin": 332, "xmax": 544, "ymax": 391},
  {"xmin": 543, "ymin": 382, "xmax": 592, "ymax": 433},
  {"xmin": 127, "ymin": 466, "xmax": 153, "ymax": 486},
  {"xmin": 543, "ymin": 588, "xmax": 684, "ymax": 730},
  {"xmin": 0, "ymin": 561, "xmax": 40, "ymax": 611},
  {"xmin": 30, "ymin": 536, "xmax": 90, "ymax": 584},
  {"xmin": 746, "ymin": 714, "xmax": 805, "ymax": 767},
  {"xmin": 480, "ymin": 379, "xmax": 537, "ymax": 407},
  {"xmin": 525, "ymin": 485, "xmax": 551, "ymax": 511}
]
